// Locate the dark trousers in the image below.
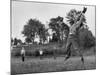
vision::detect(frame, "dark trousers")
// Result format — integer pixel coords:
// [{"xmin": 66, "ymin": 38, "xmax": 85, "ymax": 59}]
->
[
  {"xmin": 21, "ymin": 54, "xmax": 25, "ymax": 62},
  {"xmin": 65, "ymin": 34, "xmax": 82, "ymax": 59},
  {"xmin": 66, "ymin": 34, "xmax": 79, "ymax": 50},
  {"xmin": 65, "ymin": 34, "xmax": 84, "ymax": 63},
  {"xmin": 40, "ymin": 54, "xmax": 43, "ymax": 59},
  {"xmin": 53, "ymin": 49, "xmax": 57, "ymax": 59}
]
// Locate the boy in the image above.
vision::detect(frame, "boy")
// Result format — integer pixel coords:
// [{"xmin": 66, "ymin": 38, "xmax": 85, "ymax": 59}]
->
[
  {"xmin": 21, "ymin": 47, "xmax": 25, "ymax": 62},
  {"xmin": 64, "ymin": 7, "xmax": 87, "ymax": 63},
  {"xmin": 39, "ymin": 49, "xmax": 43, "ymax": 59}
]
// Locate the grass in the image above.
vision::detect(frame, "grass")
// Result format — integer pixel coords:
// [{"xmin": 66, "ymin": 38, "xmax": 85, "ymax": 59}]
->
[
  {"xmin": 11, "ymin": 44, "xmax": 96, "ymax": 75},
  {"xmin": 11, "ymin": 55, "xmax": 96, "ymax": 75}
]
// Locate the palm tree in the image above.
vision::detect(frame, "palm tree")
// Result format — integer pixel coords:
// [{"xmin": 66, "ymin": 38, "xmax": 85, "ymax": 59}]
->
[{"xmin": 66, "ymin": 9, "xmax": 86, "ymax": 26}]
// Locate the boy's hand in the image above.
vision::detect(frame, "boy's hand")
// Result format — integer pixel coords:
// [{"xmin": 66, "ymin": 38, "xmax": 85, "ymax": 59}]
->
[{"xmin": 82, "ymin": 7, "xmax": 87, "ymax": 14}]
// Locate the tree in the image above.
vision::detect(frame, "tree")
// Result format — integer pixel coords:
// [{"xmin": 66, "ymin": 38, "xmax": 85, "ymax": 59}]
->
[
  {"xmin": 25, "ymin": 37, "xmax": 32, "ymax": 44},
  {"xmin": 49, "ymin": 16, "xmax": 69, "ymax": 43},
  {"xmin": 78, "ymin": 26, "xmax": 95, "ymax": 49},
  {"xmin": 22, "ymin": 18, "xmax": 48, "ymax": 44},
  {"xmin": 37, "ymin": 25, "xmax": 48, "ymax": 44},
  {"xmin": 17, "ymin": 39, "xmax": 22, "ymax": 45}
]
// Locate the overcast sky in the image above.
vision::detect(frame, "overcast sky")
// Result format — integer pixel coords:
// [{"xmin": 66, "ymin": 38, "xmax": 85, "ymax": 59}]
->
[{"xmin": 11, "ymin": 1, "xmax": 95, "ymax": 42}]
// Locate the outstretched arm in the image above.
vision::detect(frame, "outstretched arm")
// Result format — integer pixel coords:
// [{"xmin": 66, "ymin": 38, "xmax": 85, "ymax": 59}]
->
[
  {"xmin": 75, "ymin": 13, "xmax": 84, "ymax": 27},
  {"xmin": 75, "ymin": 7, "xmax": 87, "ymax": 28}
]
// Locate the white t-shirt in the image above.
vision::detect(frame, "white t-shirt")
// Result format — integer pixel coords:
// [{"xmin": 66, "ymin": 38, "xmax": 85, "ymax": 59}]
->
[
  {"xmin": 21, "ymin": 49, "xmax": 25, "ymax": 55},
  {"xmin": 39, "ymin": 50, "xmax": 43, "ymax": 55}
]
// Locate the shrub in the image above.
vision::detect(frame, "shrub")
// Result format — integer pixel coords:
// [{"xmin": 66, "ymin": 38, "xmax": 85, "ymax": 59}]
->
[{"xmin": 78, "ymin": 28, "xmax": 95, "ymax": 49}]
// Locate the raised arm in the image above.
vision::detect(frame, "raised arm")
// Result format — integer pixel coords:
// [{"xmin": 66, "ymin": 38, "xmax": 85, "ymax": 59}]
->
[
  {"xmin": 75, "ymin": 7, "xmax": 87, "ymax": 28},
  {"xmin": 75, "ymin": 13, "xmax": 84, "ymax": 27}
]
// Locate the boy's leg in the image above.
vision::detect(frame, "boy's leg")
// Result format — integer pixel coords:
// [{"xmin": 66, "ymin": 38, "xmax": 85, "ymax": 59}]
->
[
  {"xmin": 22, "ymin": 54, "xmax": 25, "ymax": 62},
  {"xmin": 54, "ymin": 49, "xmax": 57, "ymax": 59},
  {"xmin": 64, "ymin": 53, "xmax": 70, "ymax": 61},
  {"xmin": 75, "ymin": 47, "xmax": 84, "ymax": 65},
  {"xmin": 23, "ymin": 56, "xmax": 24, "ymax": 62},
  {"xmin": 64, "ymin": 34, "xmax": 77, "ymax": 61},
  {"xmin": 79, "ymin": 49, "xmax": 84, "ymax": 64},
  {"xmin": 78, "ymin": 48, "xmax": 85, "ymax": 69},
  {"xmin": 21, "ymin": 54, "xmax": 23, "ymax": 62},
  {"xmin": 40, "ymin": 54, "xmax": 43, "ymax": 59},
  {"xmin": 64, "ymin": 40, "xmax": 72, "ymax": 61}
]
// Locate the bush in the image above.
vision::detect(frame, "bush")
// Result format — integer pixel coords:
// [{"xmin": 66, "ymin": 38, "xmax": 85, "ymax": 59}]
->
[
  {"xmin": 78, "ymin": 28, "xmax": 95, "ymax": 49},
  {"xmin": 11, "ymin": 41, "xmax": 96, "ymax": 57}
]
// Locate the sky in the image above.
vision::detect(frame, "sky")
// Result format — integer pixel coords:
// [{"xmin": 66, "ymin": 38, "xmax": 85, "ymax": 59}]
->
[{"xmin": 11, "ymin": 1, "xmax": 96, "ymax": 42}]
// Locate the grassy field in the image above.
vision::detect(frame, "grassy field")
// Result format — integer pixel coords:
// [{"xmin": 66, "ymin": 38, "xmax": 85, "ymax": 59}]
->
[{"xmin": 11, "ymin": 55, "xmax": 96, "ymax": 75}]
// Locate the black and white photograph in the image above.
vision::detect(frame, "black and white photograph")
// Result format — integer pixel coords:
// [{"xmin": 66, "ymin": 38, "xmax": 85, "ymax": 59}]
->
[{"xmin": 11, "ymin": 0, "xmax": 96, "ymax": 75}]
